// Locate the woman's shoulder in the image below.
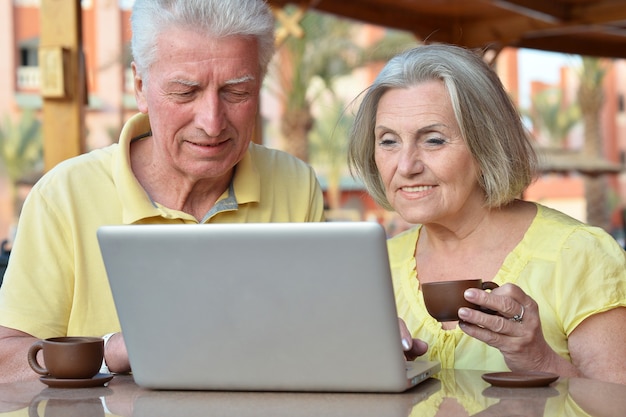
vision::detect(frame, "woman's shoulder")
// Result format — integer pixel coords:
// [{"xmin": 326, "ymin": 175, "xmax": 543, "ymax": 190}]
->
[
  {"xmin": 533, "ymin": 203, "xmax": 611, "ymax": 239},
  {"xmin": 387, "ymin": 225, "xmax": 421, "ymax": 264},
  {"xmin": 527, "ymin": 202, "xmax": 624, "ymax": 259}
]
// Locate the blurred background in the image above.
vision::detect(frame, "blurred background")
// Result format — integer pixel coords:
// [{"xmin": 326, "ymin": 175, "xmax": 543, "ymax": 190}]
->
[{"xmin": 2, "ymin": 0, "xmax": 626, "ymax": 246}]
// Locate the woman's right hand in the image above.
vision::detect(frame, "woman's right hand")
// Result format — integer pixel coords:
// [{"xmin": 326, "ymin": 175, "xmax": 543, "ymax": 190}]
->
[{"xmin": 399, "ymin": 318, "xmax": 428, "ymax": 360}]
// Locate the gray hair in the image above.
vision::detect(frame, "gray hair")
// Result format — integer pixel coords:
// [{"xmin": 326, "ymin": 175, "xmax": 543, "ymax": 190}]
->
[
  {"xmin": 348, "ymin": 44, "xmax": 537, "ymax": 210},
  {"xmin": 131, "ymin": 0, "xmax": 275, "ymax": 79}
]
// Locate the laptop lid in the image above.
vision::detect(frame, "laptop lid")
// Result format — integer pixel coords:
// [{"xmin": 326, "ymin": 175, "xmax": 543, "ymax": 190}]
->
[{"xmin": 97, "ymin": 222, "xmax": 440, "ymax": 392}]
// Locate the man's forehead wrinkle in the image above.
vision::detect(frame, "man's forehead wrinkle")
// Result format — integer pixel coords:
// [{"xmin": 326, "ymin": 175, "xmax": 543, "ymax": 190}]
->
[
  {"xmin": 166, "ymin": 75, "xmax": 255, "ymax": 87},
  {"xmin": 170, "ymin": 78, "xmax": 200, "ymax": 87},
  {"xmin": 225, "ymin": 75, "xmax": 255, "ymax": 85}
]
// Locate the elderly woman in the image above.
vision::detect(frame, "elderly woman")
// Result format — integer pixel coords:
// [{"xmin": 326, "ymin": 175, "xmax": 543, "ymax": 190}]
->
[{"xmin": 348, "ymin": 44, "xmax": 626, "ymax": 384}]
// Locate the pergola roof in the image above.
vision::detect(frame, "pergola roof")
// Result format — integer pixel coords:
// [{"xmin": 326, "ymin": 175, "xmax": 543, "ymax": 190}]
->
[
  {"xmin": 268, "ymin": 0, "xmax": 626, "ymax": 59},
  {"xmin": 536, "ymin": 147, "xmax": 624, "ymax": 175}
]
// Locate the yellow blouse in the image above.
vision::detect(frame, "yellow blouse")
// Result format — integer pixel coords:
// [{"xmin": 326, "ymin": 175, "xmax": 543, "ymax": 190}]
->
[{"xmin": 388, "ymin": 203, "xmax": 626, "ymax": 371}]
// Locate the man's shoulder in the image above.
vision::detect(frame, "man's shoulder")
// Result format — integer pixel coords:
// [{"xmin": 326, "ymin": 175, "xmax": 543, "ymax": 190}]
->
[
  {"xmin": 248, "ymin": 143, "xmax": 313, "ymax": 173},
  {"xmin": 248, "ymin": 142, "xmax": 301, "ymax": 160},
  {"xmin": 34, "ymin": 144, "xmax": 118, "ymax": 190}
]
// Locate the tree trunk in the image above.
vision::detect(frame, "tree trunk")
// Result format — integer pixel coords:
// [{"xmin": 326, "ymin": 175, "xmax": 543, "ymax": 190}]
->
[
  {"xmin": 584, "ymin": 176, "xmax": 609, "ymax": 229},
  {"xmin": 578, "ymin": 59, "xmax": 609, "ymax": 230},
  {"xmin": 280, "ymin": 106, "xmax": 313, "ymax": 163}
]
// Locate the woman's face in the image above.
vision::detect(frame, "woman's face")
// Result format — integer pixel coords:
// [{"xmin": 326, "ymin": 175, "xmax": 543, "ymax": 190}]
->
[{"xmin": 373, "ymin": 81, "xmax": 483, "ymax": 226}]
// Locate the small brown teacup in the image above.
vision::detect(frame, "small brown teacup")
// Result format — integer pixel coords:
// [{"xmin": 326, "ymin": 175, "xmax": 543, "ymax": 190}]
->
[
  {"xmin": 422, "ymin": 279, "xmax": 499, "ymax": 322},
  {"xmin": 27, "ymin": 337, "xmax": 103, "ymax": 379}
]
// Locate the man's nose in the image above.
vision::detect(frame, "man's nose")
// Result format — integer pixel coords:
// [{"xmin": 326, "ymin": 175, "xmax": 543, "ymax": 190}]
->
[{"xmin": 196, "ymin": 93, "xmax": 227, "ymax": 136}]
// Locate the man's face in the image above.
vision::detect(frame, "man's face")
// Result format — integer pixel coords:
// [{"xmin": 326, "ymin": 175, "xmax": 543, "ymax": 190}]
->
[{"xmin": 133, "ymin": 27, "xmax": 262, "ymax": 183}]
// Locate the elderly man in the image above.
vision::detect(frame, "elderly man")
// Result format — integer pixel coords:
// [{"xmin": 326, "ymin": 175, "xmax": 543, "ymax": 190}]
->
[{"xmin": 0, "ymin": 0, "xmax": 324, "ymax": 381}]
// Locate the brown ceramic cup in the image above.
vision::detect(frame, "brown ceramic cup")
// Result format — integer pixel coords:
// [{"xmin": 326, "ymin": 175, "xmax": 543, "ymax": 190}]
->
[
  {"xmin": 27, "ymin": 336, "xmax": 103, "ymax": 379},
  {"xmin": 421, "ymin": 279, "xmax": 499, "ymax": 322}
]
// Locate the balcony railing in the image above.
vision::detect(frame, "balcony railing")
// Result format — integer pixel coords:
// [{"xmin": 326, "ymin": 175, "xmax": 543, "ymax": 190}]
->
[
  {"xmin": 17, "ymin": 66, "xmax": 135, "ymax": 93},
  {"xmin": 17, "ymin": 66, "xmax": 40, "ymax": 90},
  {"xmin": 124, "ymin": 68, "xmax": 134, "ymax": 92}
]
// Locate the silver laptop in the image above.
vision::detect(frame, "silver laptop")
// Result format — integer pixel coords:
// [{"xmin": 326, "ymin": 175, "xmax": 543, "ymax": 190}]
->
[
  {"xmin": 132, "ymin": 378, "xmax": 442, "ymax": 417},
  {"xmin": 97, "ymin": 222, "xmax": 440, "ymax": 392}
]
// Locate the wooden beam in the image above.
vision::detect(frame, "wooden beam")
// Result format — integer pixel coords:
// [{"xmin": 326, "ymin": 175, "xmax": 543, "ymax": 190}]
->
[
  {"xmin": 39, "ymin": 0, "xmax": 85, "ymax": 172},
  {"xmin": 490, "ymin": 0, "xmax": 565, "ymax": 22},
  {"xmin": 266, "ymin": 0, "xmax": 626, "ymax": 60},
  {"xmin": 517, "ymin": 34, "xmax": 626, "ymax": 59}
]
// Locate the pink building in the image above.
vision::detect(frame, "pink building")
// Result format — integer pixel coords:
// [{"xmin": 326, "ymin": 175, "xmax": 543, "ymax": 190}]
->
[{"xmin": 496, "ymin": 49, "xmax": 626, "ymax": 235}]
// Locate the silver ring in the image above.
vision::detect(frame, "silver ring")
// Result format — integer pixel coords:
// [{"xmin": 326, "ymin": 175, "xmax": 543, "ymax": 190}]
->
[{"xmin": 510, "ymin": 305, "xmax": 525, "ymax": 323}]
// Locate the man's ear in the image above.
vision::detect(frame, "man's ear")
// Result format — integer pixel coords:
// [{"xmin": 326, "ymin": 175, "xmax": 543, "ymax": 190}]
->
[{"xmin": 132, "ymin": 62, "xmax": 148, "ymax": 114}]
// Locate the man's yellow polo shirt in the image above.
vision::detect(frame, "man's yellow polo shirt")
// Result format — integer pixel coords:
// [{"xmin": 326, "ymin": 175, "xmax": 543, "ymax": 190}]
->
[{"xmin": 0, "ymin": 113, "xmax": 324, "ymax": 339}]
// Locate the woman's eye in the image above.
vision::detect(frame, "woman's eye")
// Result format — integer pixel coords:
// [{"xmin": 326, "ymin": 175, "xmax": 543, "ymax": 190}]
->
[
  {"xmin": 424, "ymin": 137, "xmax": 446, "ymax": 146},
  {"xmin": 377, "ymin": 137, "xmax": 397, "ymax": 147}
]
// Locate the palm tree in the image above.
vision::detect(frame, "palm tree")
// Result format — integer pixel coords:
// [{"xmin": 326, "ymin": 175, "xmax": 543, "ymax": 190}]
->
[
  {"xmin": 524, "ymin": 88, "xmax": 580, "ymax": 147},
  {"xmin": 267, "ymin": 7, "xmax": 416, "ymax": 163},
  {"xmin": 0, "ymin": 111, "xmax": 43, "ymax": 182},
  {"xmin": 309, "ymin": 98, "xmax": 354, "ymax": 209},
  {"xmin": 577, "ymin": 57, "xmax": 611, "ymax": 230},
  {"xmin": 0, "ymin": 111, "xmax": 43, "ymax": 217}
]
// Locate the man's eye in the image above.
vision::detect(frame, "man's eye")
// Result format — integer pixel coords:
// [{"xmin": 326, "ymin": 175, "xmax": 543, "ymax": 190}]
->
[
  {"xmin": 223, "ymin": 90, "xmax": 250, "ymax": 103},
  {"xmin": 170, "ymin": 90, "xmax": 196, "ymax": 100}
]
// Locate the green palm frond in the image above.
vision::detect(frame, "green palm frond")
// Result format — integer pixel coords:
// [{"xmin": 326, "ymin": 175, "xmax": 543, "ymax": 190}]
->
[
  {"xmin": 309, "ymin": 99, "xmax": 353, "ymax": 168},
  {"xmin": 523, "ymin": 89, "xmax": 580, "ymax": 146},
  {"xmin": 0, "ymin": 111, "xmax": 43, "ymax": 183}
]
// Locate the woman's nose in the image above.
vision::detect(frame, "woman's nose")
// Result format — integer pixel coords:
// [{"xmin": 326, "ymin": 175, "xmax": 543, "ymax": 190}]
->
[{"xmin": 396, "ymin": 146, "xmax": 424, "ymax": 176}]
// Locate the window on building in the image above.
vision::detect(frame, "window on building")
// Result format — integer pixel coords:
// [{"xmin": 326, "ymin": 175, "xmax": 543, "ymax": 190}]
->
[{"xmin": 19, "ymin": 38, "xmax": 39, "ymax": 67}]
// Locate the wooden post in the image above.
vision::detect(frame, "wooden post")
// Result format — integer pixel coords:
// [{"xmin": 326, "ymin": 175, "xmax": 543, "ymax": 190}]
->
[{"xmin": 39, "ymin": 0, "xmax": 85, "ymax": 172}]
